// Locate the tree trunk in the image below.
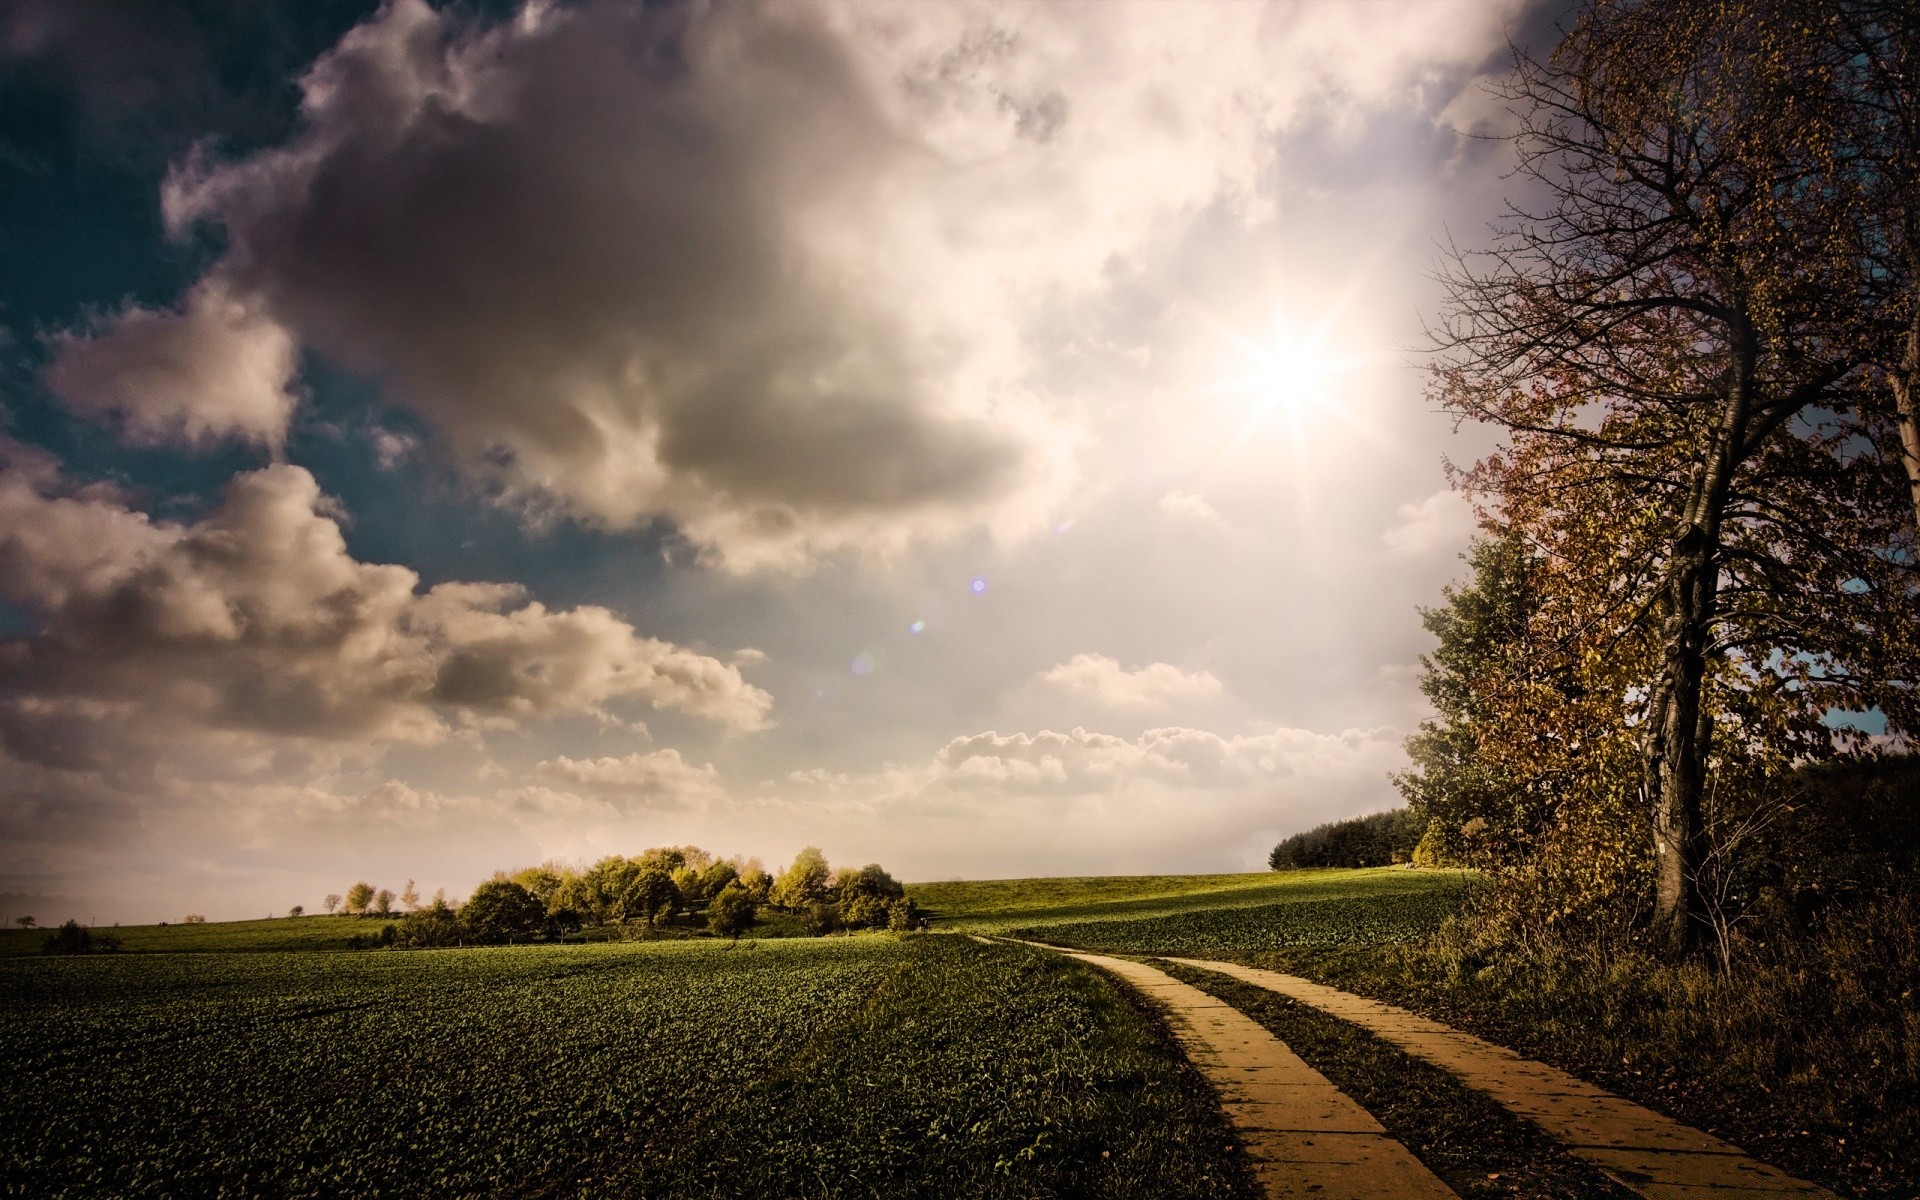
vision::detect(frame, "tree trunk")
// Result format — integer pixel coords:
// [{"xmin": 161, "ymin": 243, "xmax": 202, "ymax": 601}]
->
[
  {"xmin": 1894, "ymin": 256, "xmax": 1920, "ymax": 534},
  {"xmin": 1646, "ymin": 540, "xmax": 1714, "ymax": 958},
  {"xmin": 1645, "ymin": 356, "xmax": 1752, "ymax": 959}
]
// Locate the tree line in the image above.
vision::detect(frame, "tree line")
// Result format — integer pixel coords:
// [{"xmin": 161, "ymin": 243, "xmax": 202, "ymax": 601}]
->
[
  {"xmin": 1400, "ymin": 0, "xmax": 1920, "ymax": 962},
  {"xmin": 329, "ymin": 846, "xmax": 921, "ymax": 949}
]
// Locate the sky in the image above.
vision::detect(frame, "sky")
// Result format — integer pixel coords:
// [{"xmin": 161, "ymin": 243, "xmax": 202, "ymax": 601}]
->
[{"xmin": 0, "ymin": 0, "xmax": 1563, "ymax": 923}]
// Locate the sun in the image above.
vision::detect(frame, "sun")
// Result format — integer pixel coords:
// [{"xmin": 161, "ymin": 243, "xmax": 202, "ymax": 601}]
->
[{"xmin": 1217, "ymin": 311, "xmax": 1348, "ymax": 437}]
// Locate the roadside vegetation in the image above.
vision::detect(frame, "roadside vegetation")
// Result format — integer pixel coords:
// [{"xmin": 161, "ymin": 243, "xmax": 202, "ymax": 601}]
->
[{"xmin": 2, "ymin": 934, "xmax": 1254, "ymax": 1200}]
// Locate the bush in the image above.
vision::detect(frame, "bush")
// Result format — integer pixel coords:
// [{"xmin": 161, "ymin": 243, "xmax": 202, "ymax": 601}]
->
[
  {"xmin": 885, "ymin": 898, "xmax": 921, "ymax": 932},
  {"xmin": 843, "ymin": 894, "xmax": 888, "ymax": 930},
  {"xmin": 346, "ymin": 924, "xmax": 398, "ymax": 950},
  {"xmin": 42, "ymin": 920, "xmax": 121, "ymax": 955},
  {"xmin": 707, "ymin": 881, "xmax": 757, "ymax": 937},
  {"xmin": 805, "ymin": 901, "xmax": 843, "ymax": 936},
  {"xmin": 395, "ymin": 900, "xmax": 464, "ymax": 948}
]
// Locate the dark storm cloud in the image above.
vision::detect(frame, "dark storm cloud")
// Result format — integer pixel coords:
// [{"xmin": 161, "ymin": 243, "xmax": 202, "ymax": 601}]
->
[{"xmin": 119, "ymin": 0, "xmax": 1042, "ymax": 568}]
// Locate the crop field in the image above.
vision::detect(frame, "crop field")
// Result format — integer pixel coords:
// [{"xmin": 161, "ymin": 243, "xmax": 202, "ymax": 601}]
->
[
  {"xmin": 2, "ymin": 934, "xmax": 1254, "ymax": 1199},
  {"xmin": 0, "ymin": 915, "xmax": 386, "ymax": 957},
  {"xmin": 919, "ymin": 866, "xmax": 1469, "ymax": 935},
  {"xmin": 1012, "ymin": 882, "xmax": 1468, "ymax": 956}
]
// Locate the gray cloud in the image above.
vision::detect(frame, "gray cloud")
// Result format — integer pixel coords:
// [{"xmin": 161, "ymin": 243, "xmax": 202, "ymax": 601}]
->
[
  {"xmin": 0, "ymin": 447, "xmax": 772, "ymax": 772},
  {"xmin": 151, "ymin": 0, "xmax": 1047, "ymax": 568}
]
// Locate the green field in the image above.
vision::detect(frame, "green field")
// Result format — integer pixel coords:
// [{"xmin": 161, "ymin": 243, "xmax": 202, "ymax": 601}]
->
[
  {"xmin": 3, "ymin": 933, "xmax": 1256, "ymax": 1199},
  {"xmin": 916, "ymin": 866, "xmax": 1470, "ymax": 935},
  {"xmin": 1013, "ymin": 887, "xmax": 1466, "ymax": 955},
  {"xmin": 0, "ymin": 914, "xmax": 389, "ymax": 957}
]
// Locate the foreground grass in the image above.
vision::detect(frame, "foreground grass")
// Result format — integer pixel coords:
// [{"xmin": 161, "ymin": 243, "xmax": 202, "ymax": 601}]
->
[
  {"xmin": 1021, "ymin": 877, "xmax": 1916, "ymax": 1200},
  {"xmin": 1233, "ymin": 910, "xmax": 1918, "ymax": 1200},
  {"xmin": 915, "ymin": 866, "xmax": 1467, "ymax": 933},
  {"xmin": 2, "ymin": 933, "xmax": 1253, "ymax": 1199}
]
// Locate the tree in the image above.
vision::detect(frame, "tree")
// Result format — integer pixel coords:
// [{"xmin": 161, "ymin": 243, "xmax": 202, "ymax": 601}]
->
[
  {"xmin": 289, "ymin": 905, "xmax": 305, "ymax": 918},
  {"xmin": 582, "ymin": 856, "xmax": 642, "ymax": 923},
  {"xmin": 461, "ymin": 880, "xmax": 543, "ymax": 944},
  {"xmin": 373, "ymin": 888, "xmax": 395, "ymax": 916},
  {"xmin": 323, "ymin": 894, "xmax": 341, "ymax": 916},
  {"xmin": 737, "ymin": 865, "xmax": 772, "ymax": 904},
  {"xmin": 510, "ymin": 864, "xmax": 563, "ymax": 907},
  {"xmin": 1432, "ymin": 0, "xmax": 1920, "ymax": 954},
  {"xmin": 707, "ymin": 881, "xmax": 757, "ymax": 937},
  {"xmin": 343, "ymin": 881, "xmax": 375, "ymax": 916},
  {"xmin": 399, "ymin": 880, "xmax": 421, "ymax": 912},
  {"xmin": 621, "ymin": 867, "xmax": 679, "ymax": 927},
  {"xmin": 699, "ymin": 859, "xmax": 739, "ymax": 901},
  {"xmin": 837, "ymin": 864, "xmax": 905, "ymax": 905},
  {"xmin": 771, "ymin": 847, "xmax": 831, "ymax": 911},
  {"xmin": 13, "ymin": 916, "xmax": 34, "ymax": 929}
]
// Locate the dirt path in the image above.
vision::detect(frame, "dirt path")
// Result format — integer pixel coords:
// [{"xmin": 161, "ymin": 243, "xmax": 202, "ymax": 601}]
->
[
  {"xmin": 1167, "ymin": 958, "xmax": 1839, "ymax": 1200},
  {"xmin": 1059, "ymin": 949, "xmax": 1458, "ymax": 1200}
]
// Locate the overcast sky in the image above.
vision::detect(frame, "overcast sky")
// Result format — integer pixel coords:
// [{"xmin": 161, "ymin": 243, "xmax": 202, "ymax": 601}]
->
[{"xmin": 0, "ymin": 0, "xmax": 1562, "ymax": 922}]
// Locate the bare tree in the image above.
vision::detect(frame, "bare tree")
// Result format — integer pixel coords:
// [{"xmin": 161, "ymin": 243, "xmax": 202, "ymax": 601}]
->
[{"xmin": 1432, "ymin": 0, "xmax": 1918, "ymax": 955}]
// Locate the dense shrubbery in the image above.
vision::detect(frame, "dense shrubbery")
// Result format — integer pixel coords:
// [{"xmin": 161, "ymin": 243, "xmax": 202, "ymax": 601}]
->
[
  {"xmin": 42, "ymin": 920, "xmax": 121, "ymax": 956},
  {"xmin": 328, "ymin": 844, "xmax": 918, "ymax": 950},
  {"xmin": 1269, "ymin": 809, "xmax": 1425, "ymax": 869}
]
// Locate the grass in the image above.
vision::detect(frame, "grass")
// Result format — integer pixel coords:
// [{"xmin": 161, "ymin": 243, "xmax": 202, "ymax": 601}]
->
[
  {"xmin": 0, "ymin": 914, "xmax": 393, "ymax": 957},
  {"xmin": 2, "ymin": 932, "xmax": 1255, "ymax": 1199},
  {"xmin": 0, "ymin": 907, "xmax": 831, "ymax": 957},
  {"xmin": 914, "ymin": 866, "xmax": 1469, "ymax": 933},
  {"xmin": 1157, "ymin": 961, "xmax": 1638, "ymax": 1200},
  {"xmin": 1010, "ymin": 872, "xmax": 1915, "ymax": 1200},
  {"xmin": 1223, "ymin": 910, "xmax": 1919, "ymax": 1200},
  {"xmin": 1013, "ymin": 887, "xmax": 1465, "ymax": 954}
]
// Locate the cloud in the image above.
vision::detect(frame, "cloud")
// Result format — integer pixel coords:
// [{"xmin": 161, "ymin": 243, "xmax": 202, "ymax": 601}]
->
[
  {"xmin": 43, "ymin": 279, "xmax": 298, "ymax": 448},
  {"xmin": 1040, "ymin": 653, "xmax": 1223, "ymax": 708},
  {"xmin": 48, "ymin": 0, "xmax": 1519, "ymax": 571},
  {"xmin": 0, "ymin": 447, "xmax": 772, "ymax": 772},
  {"xmin": 1158, "ymin": 491, "xmax": 1225, "ymax": 524},
  {"xmin": 533, "ymin": 750, "xmax": 725, "ymax": 807},
  {"xmin": 1381, "ymin": 488, "xmax": 1476, "ymax": 557}
]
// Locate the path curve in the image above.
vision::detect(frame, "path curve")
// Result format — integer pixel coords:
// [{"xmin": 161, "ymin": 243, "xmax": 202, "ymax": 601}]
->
[
  {"xmin": 1058, "ymin": 947, "xmax": 1457, "ymax": 1200},
  {"xmin": 1167, "ymin": 958, "xmax": 1839, "ymax": 1200}
]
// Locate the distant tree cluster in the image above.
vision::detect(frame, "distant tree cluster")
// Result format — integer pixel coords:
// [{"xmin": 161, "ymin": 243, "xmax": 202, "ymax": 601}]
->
[
  {"xmin": 1269, "ymin": 810, "xmax": 1428, "ymax": 870},
  {"xmin": 330, "ymin": 846, "xmax": 919, "ymax": 950}
]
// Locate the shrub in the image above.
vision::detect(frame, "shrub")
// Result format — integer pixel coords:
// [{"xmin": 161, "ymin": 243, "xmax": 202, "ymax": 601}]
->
[
  {"xmin": 42, "ymin": 920, "xmax": 121, "ymax": 955},
  {"xmin": 395, "ymin": 900, "xmax": 464, "ymax": 948},
  {"xmin": 805, "ymin": 901, "xmax": 843, "ymax": 936},
  {"xmin": 707, "ymin": 881, "xmax": 757, "ymax": 937}
]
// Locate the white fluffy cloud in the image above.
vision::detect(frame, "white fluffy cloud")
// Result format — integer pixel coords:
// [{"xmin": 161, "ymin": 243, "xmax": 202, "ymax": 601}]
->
[
  {"xmin": 1158, "ymin": 491, "xmax": 1226, "ymax": 525},
  {"xmin": 44, "ymin": 279, "xmax": 297, "ymax": 447},
  {"xmin": 1040, "ymin": 653, "xmax": 1223, "ymax": 708},
  {"xmin": 1382, "ymin": 488, "xmax": 1477, "ymax": 557},
  {"xmin": 0, "ymin": 447, "xmax": 772, "ymax": 771},
  {"xmin": 533, "ymin": 750, "xmax": 724, "ymax": 804}
]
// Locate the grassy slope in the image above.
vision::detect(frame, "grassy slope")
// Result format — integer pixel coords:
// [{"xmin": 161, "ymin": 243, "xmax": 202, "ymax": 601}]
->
[
  {"xmin": 913, "ymin": 866, "xmax": 1468, "ymax": 933},
  {"xmin": 4, "ymin": 933, "xmax": 1255, "ymax": 1199}
]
